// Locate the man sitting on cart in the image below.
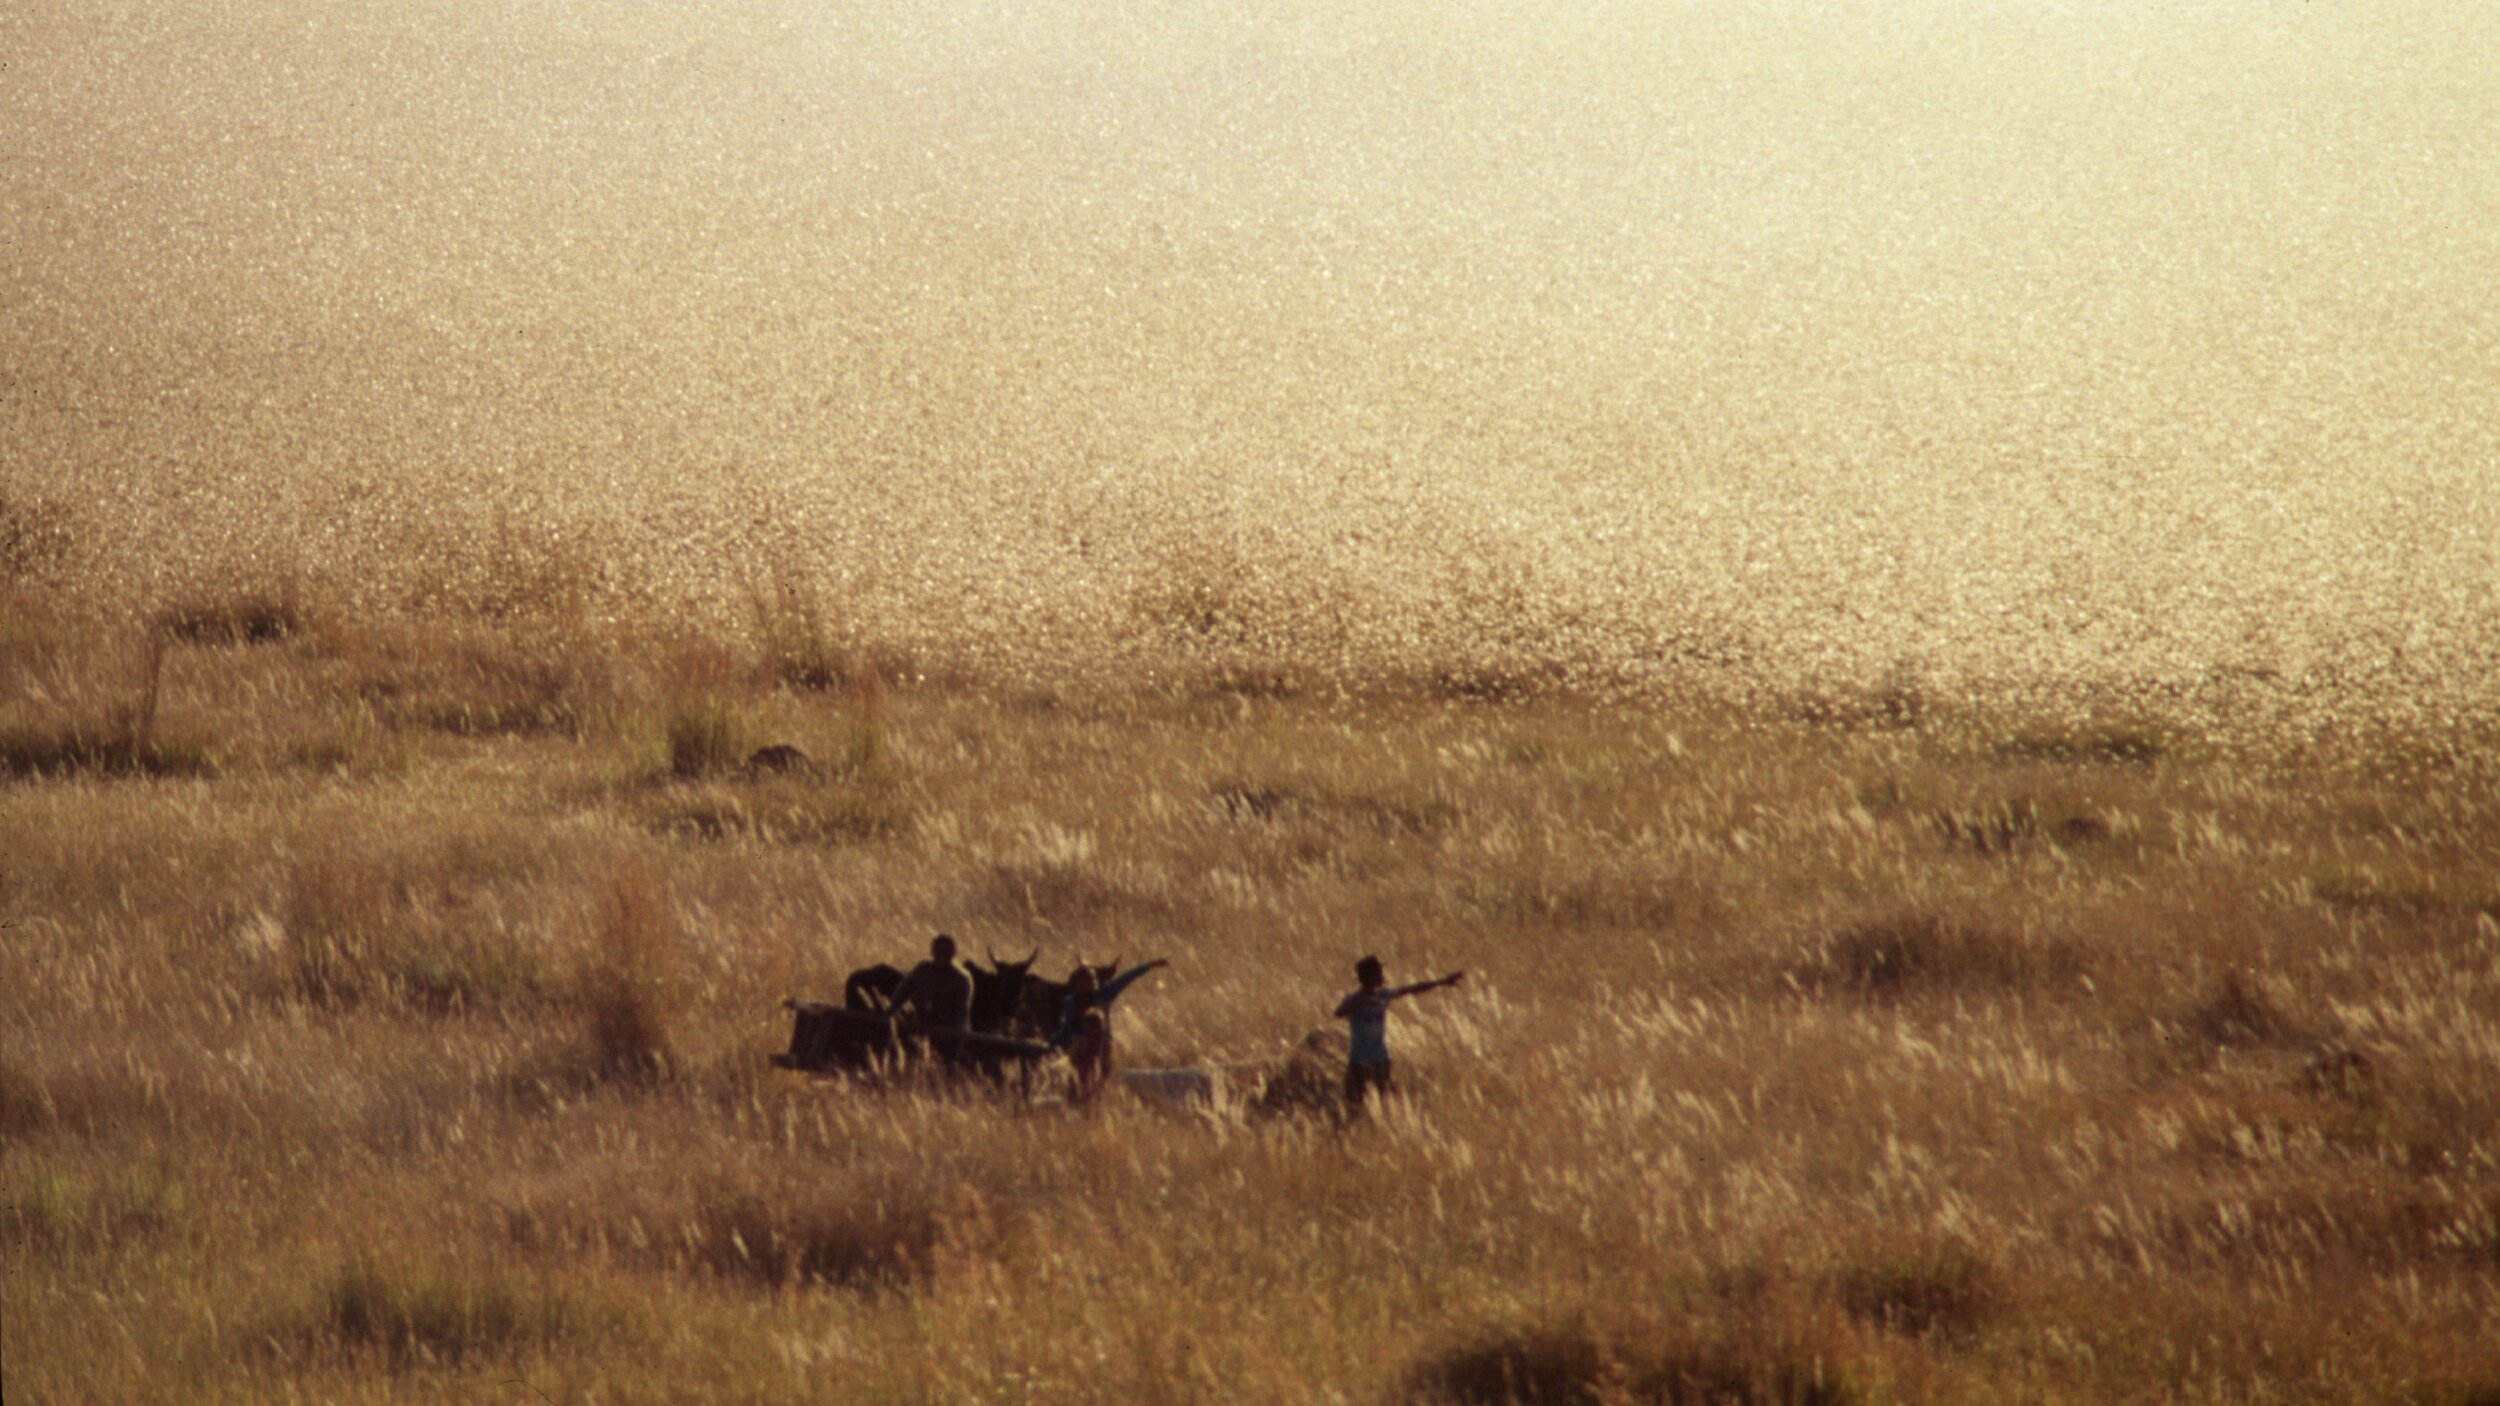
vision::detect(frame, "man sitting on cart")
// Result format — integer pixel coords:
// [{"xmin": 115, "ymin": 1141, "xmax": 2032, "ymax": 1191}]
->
[{"xmin": 886, "ymin": 933, "xmax": 974, "ymax": 1059}]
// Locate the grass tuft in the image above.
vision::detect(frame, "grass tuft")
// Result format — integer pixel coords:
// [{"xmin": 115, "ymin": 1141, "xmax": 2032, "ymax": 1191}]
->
[
  {"xmin": 571, "ymin": 862, "xmax": 681, "ymax": 1081},
  {"xmin": 665, "ymin": 695, "xmax": 754, "ymax": 778},
  {"xmin": 312, "ymin": 1254, "xmax": 576, "ymax": 1366},
  {"xmin": 637, "ymin": 776, "xmax": 908, "ymax": 846},
  {"xmin": 1407, "ymin": 1309, "xmax": 1867, "ymax": 1406},
  {"xmin": 2184, "ymin": 971, "xmax": 2301, "ymax": 1048},
  {"xmin": 690, "ymin": 1178, "xmax": 955, "ymax": 1293},
  {"xmin": 1824, "ymin": 1234, "xmax": 2002, "ymax": 1340},
  {"xmin": 1996, "ymin": 723, "xmax": 2167, "ymax": 766},
  {"xmin": 155, "ymin": 583, "xmax": 307, "ymax": 644},
  {"xmin": 1792, "ymin": 912, "xmax": 2084, "ymax": 998},
  {"xmin": 745, "ymin": 571, "xmax": 860, "ymax": 692}
]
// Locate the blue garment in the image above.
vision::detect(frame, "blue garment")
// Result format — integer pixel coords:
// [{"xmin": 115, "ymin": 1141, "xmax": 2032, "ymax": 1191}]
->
[{"xmin": 1046, "ymin": 963, "xmax": 1159, "ymax": 1049}]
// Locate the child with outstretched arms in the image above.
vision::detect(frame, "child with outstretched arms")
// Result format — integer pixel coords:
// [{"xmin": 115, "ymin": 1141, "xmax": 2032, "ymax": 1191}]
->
[{"xmin": 1333, "ymin": 955, "xmax": 1464, "ymax": 1112}]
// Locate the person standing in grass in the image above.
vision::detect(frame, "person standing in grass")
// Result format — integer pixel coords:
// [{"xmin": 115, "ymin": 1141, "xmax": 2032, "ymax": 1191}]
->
[
  {"xmin": 1334, "ymin": 956, "xmax": 1465, "ymax": 1114},
  {"xmin": 1047, "ymin": 958, "xmax": 1170, "ymax": 1100}
]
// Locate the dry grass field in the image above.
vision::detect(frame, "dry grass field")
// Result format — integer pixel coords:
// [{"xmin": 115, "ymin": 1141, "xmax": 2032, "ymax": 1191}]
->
[
  {"xmin": 5, "ymin": 559, "xmax": 2498, "ymax": 1404},
  {"xmin": 11, "ymin": 1, "xmax": 2500, "ymax": 1400}
]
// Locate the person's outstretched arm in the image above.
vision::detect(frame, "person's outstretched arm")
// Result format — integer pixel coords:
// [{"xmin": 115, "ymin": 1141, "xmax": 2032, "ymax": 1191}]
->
[
  {"xmin": 1391, "ymin": 971, "xmax": 1466, "ymax": 1000},
  {"xmin": 1094, "ymin": 958, "xmax": 1170, "ymax": 1008}
]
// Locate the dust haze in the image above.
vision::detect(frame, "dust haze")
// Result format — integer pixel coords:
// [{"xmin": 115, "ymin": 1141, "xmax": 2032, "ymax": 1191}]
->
[{"xmin": 10, "ymin": 0, "xmax": 2497, "ymax": 739}]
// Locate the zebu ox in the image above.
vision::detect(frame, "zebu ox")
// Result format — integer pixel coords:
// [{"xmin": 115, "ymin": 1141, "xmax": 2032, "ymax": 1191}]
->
[{"xmin": 781, "ymin": 948, "xmax": 1050, "ymax": 1084}]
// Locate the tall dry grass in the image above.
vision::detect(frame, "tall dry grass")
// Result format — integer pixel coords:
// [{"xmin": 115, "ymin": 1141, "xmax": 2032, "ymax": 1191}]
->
[
  {"xmin": 8, "ymin": 6, "xmax": 2499, "ymax": 1395},
  {"xmin": 5, "ymin": 574, "xmax": 2497, "ymax": 1404}
]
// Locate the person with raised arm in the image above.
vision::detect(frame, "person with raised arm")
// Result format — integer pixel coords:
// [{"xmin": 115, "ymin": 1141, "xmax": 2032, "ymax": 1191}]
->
[
  {"xmin": 1047, "ymin": 958, "xmax": 1171, "ymax": 1100},
  {"xmin": 1333, "ymin": 955, "xmax": 1465, "ymax": 1114}
]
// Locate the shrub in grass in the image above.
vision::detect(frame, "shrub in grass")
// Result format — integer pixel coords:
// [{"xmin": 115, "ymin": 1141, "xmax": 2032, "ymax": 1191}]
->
[
  {"xmin": 316, "ymin": 1255, "xmax": 575, "ymax": 1366},
  {"xmin": 1995, "ymin": 722, "xmax": 2166, "ymax": 765},
  {"xmin": 692, "ymin": 1180, "xmax": 952, "ymax": 1292},
  {"xmin": 1411, "ymin": 1318, "xmax": 1623, "ymax": 1405},
  {"xmin": 389, "ymin": 928, "xmax": 546, "ymax": 1014},
  {"xmin": 1792, "ymin": 911, "xmax": 2088, "ymax": 999},
  {"xmin": 1407, "ymin": 1309, "xmax": 1867, "ymax": 1405},
  {"xmin": 746, "ymin": 571, "xmax": 859, "ymax": 692},
  {"xmin": 0, "ymin": 631, "xmax": 217, "ymax": 780},
  {"xmin": 154, "ymin": 583, "xmax": 307, "ymax": 644},
  {"xmin": 0, "ymin": 718, "xmax": 217, "ymax": 780},
  {"xmin": 666, "ymin": 696, "xmax": 752, "ymax": 778},
  {"xmin": 571, "ymin": 863, "xmax": 681, "ymax": 1081},
  {"xmin": 1824, "ymin": 1235, "xmax": 2002, "ymax": 1340},
  {"xmin": 2184, "ymin": 971, "xmax": 2300, "ymax": 1048},
  {"xmin": 637, "ymin": 777, "xmax": 908, "ymax": 846}
]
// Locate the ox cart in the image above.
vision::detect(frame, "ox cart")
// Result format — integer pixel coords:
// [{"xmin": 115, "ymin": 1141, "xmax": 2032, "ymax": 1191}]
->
[{"xmin": 773, "ymin": 1000, "xmax": 1053, "ymax": 1085}]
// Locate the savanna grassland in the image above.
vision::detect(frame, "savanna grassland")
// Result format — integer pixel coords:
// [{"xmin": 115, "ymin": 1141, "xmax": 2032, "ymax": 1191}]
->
[
  {"xmin": 9, "ymin": 1, "xmax": 2500, "ymax": 1402},
  {"xmin": 8, "ymin": 551, "xmax": 2500, "ymax": 1405}
]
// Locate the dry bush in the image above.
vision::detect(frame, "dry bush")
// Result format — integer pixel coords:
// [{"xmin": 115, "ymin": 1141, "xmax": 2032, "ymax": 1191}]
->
[
  {"xmin": 745, "ymin": 570, "xmax": 862, "ymax": 692},
  {"xmin": 686, "ymin": 1173, "xmax": 962, "ymax": 1293},
  {"xmin": 1248, "ymin": 1029, "xmax": 1352, "ymax": 1120},
  {"xmin": 264, "ymin": 823, "xmax": 561, "ymax": 1013},
  {"xmin": 0, "ymin": 629, "xmax": 217, "ymax": 780},
  {"xmin": 2182, "ymin": 971, "xmax": 2303, "ymax": 1049},
  {"xmin": 299, "ymin": 1254, "xmax": 579, "ymax": 1367},
  {"xmin": 636, "ymin": 775, "xmax": 907, "ymax": 846},
  {"xmin": 665, "ymin": 695, "xmax": 754, "ymax": 778},
  {"xmin": 1931, "ymin": 797, "xmax": 2119, "ymax": 856},
  {"xmin": 568, "ymin": 862, "xmax": 683, "ymax": 1082},
  {"xmin": 1790, "ymin": 912, "xmax": 2088, "ymax": 998},
  {"xmin": 1406, "ymin": 1307, "xmax": 1869, "ymax": 1406},
  {"xmin": 1994, "ymin": 722, "xmax": 2169, "ymax": 766},
  {"xmin": 1822, "ymin": 1234, "xmax": 2003, "ymax": 1341},
  {"xmin": 327, "ymin": 618, "xmax": 617, "ymax": 738},
  {"xmin": 154, "ymin": 581, "xmax": 308, "ymax": 645}
]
